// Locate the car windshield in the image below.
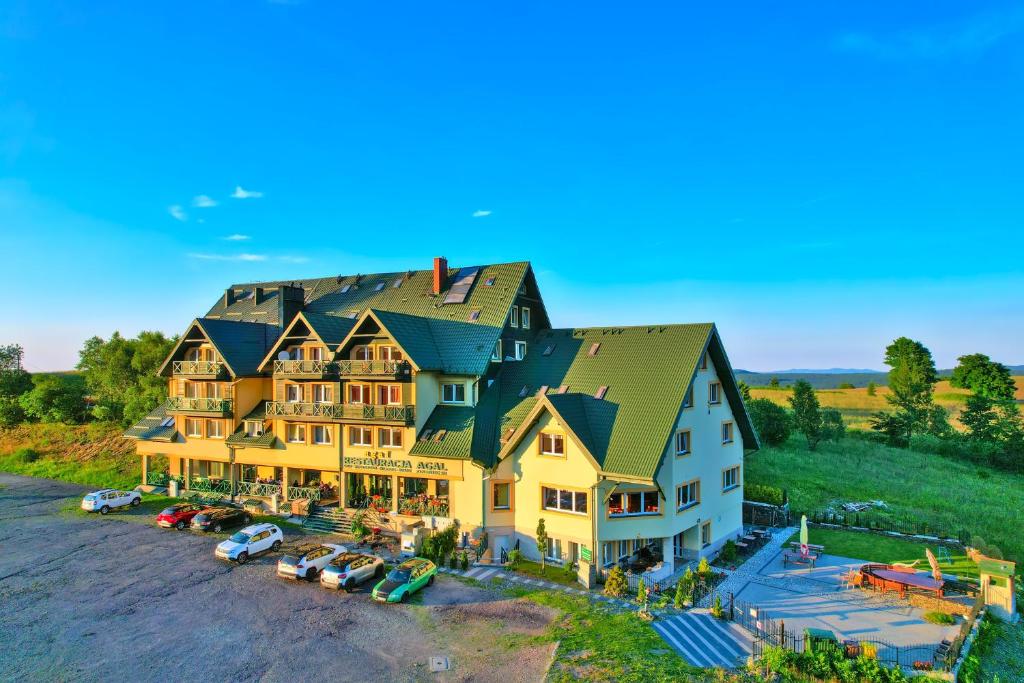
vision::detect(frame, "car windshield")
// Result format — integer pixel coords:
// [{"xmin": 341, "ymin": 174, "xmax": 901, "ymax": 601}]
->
[
  {"xmin": 228, "ymin": 532, "xmax": 250, "ymax": 544},
  {"xmin": 194, "ymin": 513, "xmax": 209, "ymax": 522},
  {"xmin": 84, "ymin": 495, "xmax": 96, "ymax": 501},
  {"xmin": 160, "ymin": 507, "xmax": 180, "ymax": 515},
  {"xmin": 387, "ymin": 568, "xmax": 411, "ymax": 583},
  {"xmin": 280, "ymin": 555, "xmax": 299, "ymax": 565}
]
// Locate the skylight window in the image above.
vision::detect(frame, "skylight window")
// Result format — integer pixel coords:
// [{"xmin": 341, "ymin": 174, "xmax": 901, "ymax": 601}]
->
[
  {"xmin": 419, "ymin": 429, "xmax": 434, "ymax": 441},
  {"xmin": 392, "ymin": 278, "xmax": 404, "ymax": 288},
  {"xmin": 588, "ymin": 342, "xmax": 601, "ymax": 356},
  {"xmin": 374, "ymin": 282, "xmax": 385, "ymax": 292},
  {"xmin": 468, "ymin": 310, "xmax": 481, "ymax": 322},
  {"xmin": 484, "ymin": 277, "xmax": 496, "ymax": 286},
  {"xmin": 344, "ymin": 310, "xmax": 358, "ymax": 319},
  {"xmin": 518, "ymin": 386, "xmax": 530, "ymax": 398},
  {"xmin": 542, "ymin": 344, "xmax": 555, "ymax": 356},
  {"xmin": 339, "ymin": 284, "xmax": 352, "ymax": 294},
  {"xmin": 594, "ymin": 386, "xmax": 608, "ymax": 400},
  {"xmin": 159, "ymin": 416, "xmax": 175, "ymax": 427}
]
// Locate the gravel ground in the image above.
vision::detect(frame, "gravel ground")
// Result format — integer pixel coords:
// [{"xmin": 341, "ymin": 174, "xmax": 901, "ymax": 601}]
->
[{"xmin": 0, "ymin": 473, "xmax": 557, "ymax": 683}]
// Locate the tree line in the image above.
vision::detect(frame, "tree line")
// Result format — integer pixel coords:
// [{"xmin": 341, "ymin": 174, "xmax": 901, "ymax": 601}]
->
[
  {"xmin": 742, "ymin": 337, "xmax": 1024, "ymax": 473},
  {"xmin": 0, "ymin": 332, "xmax": 176, "ymax": 429}
]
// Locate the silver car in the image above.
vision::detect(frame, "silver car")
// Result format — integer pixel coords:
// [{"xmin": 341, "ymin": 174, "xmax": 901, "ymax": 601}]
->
[
  {"xmin": 276, "ymin": 543, "xmax": 346, "ymax": 581},
  {"xmin": 320, "ymin": 552, "xmax": 385, "ymax": 591}
]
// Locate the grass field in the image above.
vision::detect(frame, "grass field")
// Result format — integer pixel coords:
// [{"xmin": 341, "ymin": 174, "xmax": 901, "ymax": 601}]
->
[
  {"xmin": 785, "ymin": 527, "xmax": 977, "ymax": 580},
  {"xmin": 745, "ymin": 435, "xmax": 1024, "ymax": 565},
  {"xmin": 750, "ymin": 376, "xmax": 1024, "ymax": 430}
]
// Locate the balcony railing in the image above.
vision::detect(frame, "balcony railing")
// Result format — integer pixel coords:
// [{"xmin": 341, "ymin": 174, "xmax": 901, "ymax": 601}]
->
[
  {"xmin": 266, "ymin": 401, "xmax": 414, "ymax": 424},
  {"xmin": 236, "ymin": 481, "xmax": 282, "ymax": 498},
  {"xmin": 273, "ymin": 359, "xmax": 337, "ymax": 376},
  {"xmin": 336, "ymin": 359, "xmax": 411, "ymax": 377},
  {"xmin": 166, "ymin": 396, "xmax": 233, "ymax": 415},
  {"xmin": 172, "ymin": 360, "xmax": 226, "ymax": 377},
  {"xmin": 287, "ymin": 485, "xmax": 322, "ymax": 501}
]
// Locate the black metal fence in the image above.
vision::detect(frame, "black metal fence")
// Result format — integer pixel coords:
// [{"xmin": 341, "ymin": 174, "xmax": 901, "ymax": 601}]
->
[
  {"xmin": 796, "ymin": 508, "xmax": 970, "ymax": 546},
  {"xmin": 743, "ymin": 500, "xmax": 790, "ymax": 528}
]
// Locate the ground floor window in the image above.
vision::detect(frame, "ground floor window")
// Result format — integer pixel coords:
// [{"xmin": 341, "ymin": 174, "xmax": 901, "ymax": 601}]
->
[
  {"xmin": 492, "ymin": 481, "xmax": 511, "ymax": 510},
  {"xmin": 701, "ymin": 521, "xmax": 712, "ymax": 547},
  {"xmin": 546, "ymin": 537, "xmax": 563, "ymax": 562}
]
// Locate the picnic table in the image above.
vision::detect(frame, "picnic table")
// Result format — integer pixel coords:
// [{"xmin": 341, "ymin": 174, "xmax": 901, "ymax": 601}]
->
[
  {"xmin": 783, "ymin": 550, "xmax": 819, "ymax": 568},
  {"xmin": 788, "ymin": 541, "xmax": 825, "ymax": 553}
]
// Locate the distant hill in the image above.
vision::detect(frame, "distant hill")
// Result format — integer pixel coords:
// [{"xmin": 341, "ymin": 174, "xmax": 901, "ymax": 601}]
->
[
  {"xmin": 769, "ymin": 368, "xmax": 880, "ymax": 375},
  {"xmin": 737, "ymin": 363, "xmax": 1024, "ymax": 390}
]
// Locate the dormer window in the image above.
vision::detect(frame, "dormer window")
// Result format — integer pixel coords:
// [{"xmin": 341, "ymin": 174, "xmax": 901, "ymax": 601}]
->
[
  {"xmin": 353, "ymin": 345, "xmax": 373, "ymax": 361},
  {"xmin": 308, "ymin": 346, "xmax": 323, "ymax": 361},
  {"xmin": 491, "ymin": 340, "xmax": 502, "ymax": 362},
  {"xmin": 245, "ymin": 421, "xmax": 264, "ymax": 437},
  {"xmin": 514, "ymin": 341, "xmax": 527, "ymax": 361},
  {"xmin": 441, "ymin": 383, "xmax": 466, "ymax": 404}
]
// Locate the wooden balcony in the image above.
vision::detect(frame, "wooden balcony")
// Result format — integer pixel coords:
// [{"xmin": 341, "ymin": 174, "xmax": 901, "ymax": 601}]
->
[
  {"xmin": 273, "ymin": 359, "xmax": 338, "ymax": 378},
  {"xmin": 265, "ymin": 401, "xmax": 414, "ymax": 425},
  {"xmin": 172, "ymin": 360, "xmax": 227, "ymax": 378},
  {"xmin": 335, "ymin": 359, "xmax": 411, "ymax": 378},
  {"xmin": 166, "ymin": 396, "xmax": 233, "ymax": 416}
]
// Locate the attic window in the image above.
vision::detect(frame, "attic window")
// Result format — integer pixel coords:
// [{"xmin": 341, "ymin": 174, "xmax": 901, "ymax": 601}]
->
[
  {"xmin": 468, "ymin": 310, "xmax": 481, "ymax": 322},
  {"xmin": 557, "ymin": 385, "xmax": 568, "ymax": 394},
  {"xmin": 484, "ymin": 277, "xmax": 496, "ymax": 286},
  {"xmin": 374, "ymin": 282, "xmax": 385, "ymax": 292},
  {"xmin": 594, "ymin": 386, "xmax": 608, "ymax": 400},
  {"xmin": 432, "ymin": 429, "xmax": 447, "ymax": 442},
  {"xmin": 518, "ymin": 386, "xmax": 530, "ymax": 398},
  {"xmin": 588, "ymin": 343, "xmax": 601, "ymax": 356},
  {"xmin": 419, "ymin": 429, "xmax": 434, "ymax": 442},
  {"xmin": 542, "ymin": 344, "xmax": 555, "ymax": 356},
  {"xmin": 537, "ymin": 385, "xmax": 549, "ymax": 396},
  {"xmin": 339, "ymin": 284, "xmax": 352, "ymax": 294},
  {"xmin": 392, "ymin": 278, "xmax": 403, "ymax": 288}
]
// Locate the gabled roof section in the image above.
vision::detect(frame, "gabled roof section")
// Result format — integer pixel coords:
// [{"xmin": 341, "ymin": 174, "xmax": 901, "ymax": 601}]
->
[
  {"xmin": 473, "ymin": 323, "xmax": 757, "ymax": 480},
  {"xmin": 408, "ymin": 406, "xmax": 476, "ymax": 459},
  {"xmin": 496, "ymin": 393, "xmax": 605, "ymax": 472},
  {"xmin": 123, "ymin": 403, "xmax": 178, "ymax": 442},
  {"xmin": 158, "ymin": 318, "xmax": 280, "ymax": 378},
  {"xmin": 206, "ymin": 261, "xmax": 536, "ymax": 377},
  {"xmin": 257, "ymin": 312, "xmax": 356, "ymax": 372}
]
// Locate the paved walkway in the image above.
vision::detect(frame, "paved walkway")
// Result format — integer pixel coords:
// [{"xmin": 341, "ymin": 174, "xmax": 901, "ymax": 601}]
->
[
  {"xmin": 697, "ymin": 526, "xmax": 796, "ymax": 607},
  {"xmin": 652, "ymin": 611, "xmax": 753, "ymax": 668}
]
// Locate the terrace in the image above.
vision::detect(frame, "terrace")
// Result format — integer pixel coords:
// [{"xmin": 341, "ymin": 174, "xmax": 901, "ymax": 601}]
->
[{"xmin": 266, "ymin": 401, "xmax": 414, "ymax": 424}]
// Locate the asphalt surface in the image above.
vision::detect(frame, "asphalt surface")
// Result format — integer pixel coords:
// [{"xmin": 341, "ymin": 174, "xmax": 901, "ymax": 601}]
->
[{"xmin": 0, "ymin": 473, "xmax": 557, "ymax": 683}]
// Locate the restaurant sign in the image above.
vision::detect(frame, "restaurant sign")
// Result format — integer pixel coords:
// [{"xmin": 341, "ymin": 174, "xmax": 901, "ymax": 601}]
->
[{"xmin": 343, "ymin": 450, "xmax": 463, "ymax": 480}]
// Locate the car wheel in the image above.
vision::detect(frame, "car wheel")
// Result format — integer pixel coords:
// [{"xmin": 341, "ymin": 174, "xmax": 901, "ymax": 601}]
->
[
  {"xmin": 342, "ymin": 580, "xmax": 353, "ymax": 592},
  {"xmin": 428, "ymin": 575, "xmax": 435, "ymax": 586},
  {"xmin": 306, "ymin": 567, "xmax": 319, "ymax": 581},
  {"xmin": 100, "ymin": 506, "xmax": 110, "ymax": 515},
  {"xmin": 244, "ymin": 515, "xmax": 251, "ymax": 524},
  {"xmin": 131, "ymin": 497, "xmax": 141, "ymax": 507},
  {"xmin": 236, "ymin": 552, "xmax": 249, "ymax": 565},
  {"xmin": 400, "ymin": 591, "xmax": 409, "ymax": 603},
  {"xmin": 374, "ymin": 564, "xmax": 384, "ymax": 578},
  {"xmin": 175, "ymin": 520, "xmax": 185, "ymax": 530},
  {"xmin": 214, "ymin": 523, "xmax": 223, "ymax": 533},
  {"xmin": 271, "ymin": 540, "xmax": 282, "ymax": 552}
]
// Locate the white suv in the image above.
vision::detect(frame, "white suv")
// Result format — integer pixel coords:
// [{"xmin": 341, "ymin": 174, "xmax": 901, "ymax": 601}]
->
[
  {"xmin": 81, "ymin": 489, "xmax": 142, "ymax": 514},
  {"xmin": 215, "ymin": 523, "xmax": 283, "ymax": 564},
  {"xmin": 276, "ymin": 543, "xmax": 346, "ymax": 581}
]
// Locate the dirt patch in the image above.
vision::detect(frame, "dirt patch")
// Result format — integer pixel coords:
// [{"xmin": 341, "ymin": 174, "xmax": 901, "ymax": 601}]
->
[{"xmin": 433, "ymin": 599, "xmax": 556, "ymax": 635}]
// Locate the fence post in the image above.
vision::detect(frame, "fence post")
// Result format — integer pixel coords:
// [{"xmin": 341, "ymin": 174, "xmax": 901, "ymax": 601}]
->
[
  {"xmin": 779, "ymin": 619, "xmax": 785, "ymax": 645},
  {"xmin": 729, "ymin": 592, "xmax": 734, "ymax": 620}
]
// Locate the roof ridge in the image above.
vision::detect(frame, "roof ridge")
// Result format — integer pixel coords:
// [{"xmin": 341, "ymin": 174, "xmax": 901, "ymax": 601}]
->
[
  {"xmin": 542, "ymin": 322, "xmax": 714, "ymax": 334},
  {"xmin": 226, "ymin": 260, "xmax": 532, "ymax": 289}
]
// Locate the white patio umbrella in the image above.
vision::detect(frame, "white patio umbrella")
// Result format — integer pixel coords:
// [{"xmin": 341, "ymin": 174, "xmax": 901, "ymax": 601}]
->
[{"xmin": 800, "ymin": 515, "xmax": 809, "ymax": 558}]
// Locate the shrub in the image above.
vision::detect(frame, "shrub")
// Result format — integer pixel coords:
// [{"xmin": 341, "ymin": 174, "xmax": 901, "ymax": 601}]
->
[
  {"xmin": 636, "ymin": 578, "xmax": 648, "ymax": 605},
  {"xmin": 720, "ymin": 539, "xmax": 737, "ymax": 563},
  {"xmin": 12, "ymin": 447, "xmax": 40, "ymax": 463},
  {"xmin": 603, "ymin": 565, "xmax": 627, "ymax": 597},
  {"xmin": 710, "ymin": 594, "xmax": 724, "ymax": 619},
  {"xmin": 838, "ymin": 382, "xmax": 855, "ymax": 390},
  {"xmin": 697, "ymin": 556, "xmax": 711, "ymax": 578},
  {"xmin": 561, "ymin": 561, "xmax": 576, "ymax": 581},
  {"xmin": 350, "ymin": 510, "xmax": 368, "ymax": 541},
  {"xmin": 0, "ymin": 396, "xmax": 26, "ymax": 427},
  {"xmin": 460, "ymin": 550, "xmax": 469, "ymax": 571},
  {"xmin": 747, "ymin": 398, "xmax": 791, "ymax": 446},
  {"xmin": 923, "ymin": 611, "xmax": 955, "ymax": 625},
  {"xmin": 506, "ymin": 548, "xmax": 522, "ymax": 570},
  {"xmin": 448, "ymin": 553, "xmax": 458, "ymax": 570},
  {"xmin": 744, "ymin": 483, "xmax": 785, "ymax": 506}
]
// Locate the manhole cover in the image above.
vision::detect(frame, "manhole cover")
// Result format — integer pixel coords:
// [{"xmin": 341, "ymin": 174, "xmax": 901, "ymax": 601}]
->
[{"xmin": 429, "ymin": 656, "xmax": 451, "ymax": 672}]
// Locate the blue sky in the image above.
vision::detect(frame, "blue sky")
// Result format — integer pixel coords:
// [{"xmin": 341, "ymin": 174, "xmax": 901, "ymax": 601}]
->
[{"xmin": 1, "ymin": 1, "xmax": 1022, "ymax": 372}]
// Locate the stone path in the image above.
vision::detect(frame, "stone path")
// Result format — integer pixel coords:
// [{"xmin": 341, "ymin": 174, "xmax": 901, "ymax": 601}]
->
[{"xmin": 697, "ymin": 526, "xmax": 796, "ymax": 607}]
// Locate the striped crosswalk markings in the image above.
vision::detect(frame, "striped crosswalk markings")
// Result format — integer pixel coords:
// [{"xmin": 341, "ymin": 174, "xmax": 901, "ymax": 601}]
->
[{"xmin": 652, "ymin": 612, "xmax": 752, "ymax": 668}]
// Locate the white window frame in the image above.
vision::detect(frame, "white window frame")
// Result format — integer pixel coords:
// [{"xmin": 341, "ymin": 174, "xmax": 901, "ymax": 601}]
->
[
  {"xmin": 542, "ymin": 486, "xmax": 587, "ymax": 515},
  {"xmin": 607, "ymin": 491, "xmax": 660, "ymax": 517},
  {"xmin": 545, "ymin": 537, "xmax": 563, "ymax": 563},
  {"xmin": 539, "ymin": 432, "xmax": 565, "ymax": 456},
  {"xmin": 378, "ymin": 384, "xmax": 402, "ymax": 406},
  {"xmin": 185, "ymin": 418, "xmax": 202, "ymax": 438},
  {"xmin": 441, "ymin": 383, "xmax": 466, "ymax": 404},
  {"xmin": 286, "ymin": 423, "xmax": 306, "ymax": 444},
  {"xmin": 378, "ymin": 427, "xmax": 403, "ymax": 448},
  {"xmin": 675, "ymin": 429, "xmax": 691, "ymax": 456},
  {"xmin": 285, "ymin": 384, "xmax": 302, "ymax": 403},
  {"xmin": 349, "ymin": 426, "xmax": 373, "ymax": 447},
  {"xmin": 349, "ymin": 384, "xmax": 369, "ymax": 404},
  {"xmin": 510, "ymin": 306, "xmax": 519, "ymax": 328},
  {"xmin": 313, "ymin": 384, "xmax": 333, "ymax": 404},
  {"xmin": 312, "ymin": 425, "xmax": 332, "ymax": 445},
  {"xmin": 308, "ymin": 346, "xmax": 324, "ymax": 361},
  {"xmin": 709, "ymin": 382, "xmax": 722, "ymax": 405},
  {"xmin": 521, "ymin": 306, "xmax": 531, "ymax": 330},
  {"xmin": 206, "ymin": 419, "xmax": 224, "ymax": 439},
  {"xmin": 676, "ymin": 480, "xmax": 699, "ymax": 511},
  {"xmin": 491, "ymin": 340, "xmax": 502, "ymax": 362},
  {"xmin": 722, "ymin": 421, "xmax": 734, "ymax": 444},
  {"xmin": 244, "ymin": 420, "xmax": 263, "ymax": 437},
  {"xmin": 514, "ymin": 341, "xmax": 527, "ymax": 361}
]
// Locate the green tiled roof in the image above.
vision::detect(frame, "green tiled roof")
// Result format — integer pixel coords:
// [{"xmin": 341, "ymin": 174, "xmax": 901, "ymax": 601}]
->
[
  {"xmin": 476, "ymin": 323, "xmax": 757, "ymax": 480},
  {"xmin": 199, "ymin": 318, "xmax": 280, "ymax": 377},
  {"xmin": 409, "ymin": 406, "xmax": 476, "ymax": 459},
  {"xmin": 301, "ymin": 312, "xmax": 357, "ymax": 347},
  {"xmin": 226, "ymin": 401, "xmax": 277, "ymax": 448},
  {"xmin": 123, "ymin": 403, "xmax": 177, "ymax": 442}
]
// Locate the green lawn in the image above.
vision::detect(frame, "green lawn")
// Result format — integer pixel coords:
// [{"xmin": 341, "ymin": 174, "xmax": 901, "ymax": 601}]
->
[
  {"xmin": 510, "ymin": 558, "xmax": 580, "ymax": 586},
  {"xmin": 786, "ymin": 527, "xmax": 978, "ymax": 580},
  {"xmin": 746, "ymin": 434, "xmax": 1024, "ymax": 565}
]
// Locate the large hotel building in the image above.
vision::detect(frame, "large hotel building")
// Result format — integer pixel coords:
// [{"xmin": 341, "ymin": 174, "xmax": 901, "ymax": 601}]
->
[{"xmin": 127, "ymin": 258, "xmax": 757, "ymax": 572}]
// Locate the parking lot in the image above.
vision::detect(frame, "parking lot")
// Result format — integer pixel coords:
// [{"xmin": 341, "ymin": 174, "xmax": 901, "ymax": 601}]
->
[{"xmin": 0, "ymin": 474, "xmax": 558, "ymax": 683}]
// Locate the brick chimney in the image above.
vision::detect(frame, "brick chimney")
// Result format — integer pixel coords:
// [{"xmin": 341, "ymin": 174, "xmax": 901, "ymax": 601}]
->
[{"xmin": 432, "ymin": 256, "xmax": 448, "ymax": 295}]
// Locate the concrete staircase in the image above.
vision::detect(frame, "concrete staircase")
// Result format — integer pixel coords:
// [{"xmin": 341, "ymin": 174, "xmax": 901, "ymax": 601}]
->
[{"xmin": 302, "ymin": 505, "xmax": 351, "ymax": 534}]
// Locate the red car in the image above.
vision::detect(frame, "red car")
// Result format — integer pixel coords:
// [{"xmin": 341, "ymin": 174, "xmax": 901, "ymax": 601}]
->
[{"xmin": 156, "ymin": 503, "xmax": 209, "ymax": 529}]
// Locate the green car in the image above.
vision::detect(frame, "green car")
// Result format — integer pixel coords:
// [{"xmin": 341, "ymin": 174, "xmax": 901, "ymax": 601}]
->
[{"xmin": 371, "ymin": 557, "xmax": 437, "ymax": 603}]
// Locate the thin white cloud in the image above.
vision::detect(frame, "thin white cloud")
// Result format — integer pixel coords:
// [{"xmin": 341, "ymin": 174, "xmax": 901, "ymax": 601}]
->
[
  {"xmin": 168, "ymin": 205, "xmax": 187, "ymax": 221},
  {"xmin": 188, "ymin": 252, "xmax": 267, "ymax": 262},
  {"xmin": 472, "ymin": 210, "xmax": 492, "ymax": 218},
  {"xmin": 224, "ymin": 234, "xmax": 250, "ymax": 241},
  {"xmin": 279, "ymin": 255, "xmax": 310, "ymax": 264},
  {"xmin": 837, "ymin": 7, "xmax": 1024, "ymax": 60},
  {"xmin": 192, "ymin": 194, "xmax": 218, "ymax": 208},
  {"xmin": 232, "ymin": 185, "xmax": 264, "ymax": 199}
]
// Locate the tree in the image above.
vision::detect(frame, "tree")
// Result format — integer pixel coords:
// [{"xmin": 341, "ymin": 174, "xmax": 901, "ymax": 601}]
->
[
  {"xmin": 951, "ymin": 354, "xmax": 1017, "ymax": 401},
  {"xmin": 872, "ymin": 337, "xmax": 938, "ymax": 445},
  {"xmin": 737, "ymin": 381, "xmax": 752, "ymax": 402},
  {"xmin": 768, "ymin": 377, "xmax": 780, "ymax": 389},
  {"xmin": 837, "ymin": 382, "xmax": 855, "ymax": 390},
  {"xmin": 637, "ymin": 577, "xmax": 648, "ymax": 606},
  {"xmin": 747, "ymin": 398, "xmax": 791, "ymax": 446},
  {"xmin": 19, "ymin": 374, "xmax": 87, "ymax": 424},
  {"xmin": 0, "ymin": 344, "xmax": 33, "ymax": 427},
  {"xmin": 866, "ymin": 381, "xmax": 877, "ymax": 397},
  {"xmin": 789, "ymin": 380, "xmax": 824, "ymax": 450},
  {"xmin": 820, "ymin": 408, "xmax": 846, "ymax": 443},
  {"xmin": 77, "ymin": 331, "xmax": 176, "ymax": 426},
  {"xmin": 961, "ymin": 394, "xmax": 1000, "ymax": 442},
  {"xmin": 536, "ymin": 518, "xmax": 549, "ymax": 570},
  {"xmin": 603, "ymin": 565, "xmax": 627, "ymax": 597}
]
